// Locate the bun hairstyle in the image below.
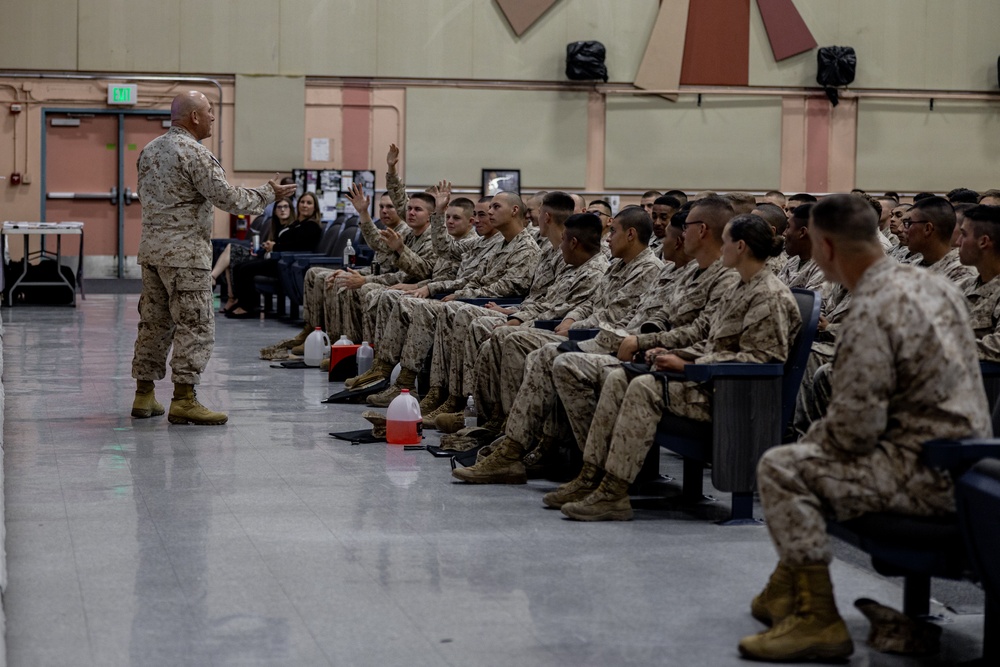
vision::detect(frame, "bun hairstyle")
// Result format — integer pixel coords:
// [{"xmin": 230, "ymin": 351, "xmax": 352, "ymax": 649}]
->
[{"xmin": 728, "ymin": 213, "xmax": 784, "ymax": 260}]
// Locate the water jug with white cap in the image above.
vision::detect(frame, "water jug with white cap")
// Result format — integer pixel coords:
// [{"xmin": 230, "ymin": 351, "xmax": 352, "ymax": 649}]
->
[{"xmin": 303, "ymin": 328, "xmax": 331, "ymax": 367}]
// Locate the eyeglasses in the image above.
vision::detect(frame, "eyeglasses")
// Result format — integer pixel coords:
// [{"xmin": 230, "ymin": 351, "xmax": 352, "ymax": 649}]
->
[
  {"xmin": 902, "ymin": 220, "xmax": 929, "ymax": 229},
  {"xmin": 275, "ymin": 204, "xmax": 291, "ymax": 210},
  {"xmin": 682, "ymin": 221, "xmax": 706, "ymax": 230}
]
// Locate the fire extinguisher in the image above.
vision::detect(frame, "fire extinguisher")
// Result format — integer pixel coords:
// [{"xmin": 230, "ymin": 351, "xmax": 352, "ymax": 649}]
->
[{"xmin": 230, "ymin": 213, "xmax": 249, "ymax": 240}]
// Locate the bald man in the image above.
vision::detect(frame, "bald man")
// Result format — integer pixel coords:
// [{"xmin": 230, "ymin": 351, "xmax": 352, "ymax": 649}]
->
[{"xmin": 131, "ymin": 91, "xmax": 296, "ymax": 425}]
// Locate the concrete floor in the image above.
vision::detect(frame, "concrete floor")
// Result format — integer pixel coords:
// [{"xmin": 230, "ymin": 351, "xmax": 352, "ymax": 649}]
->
[{"xmin": 1, "ymin": 295, "xmax": 986, "ymax": 666}]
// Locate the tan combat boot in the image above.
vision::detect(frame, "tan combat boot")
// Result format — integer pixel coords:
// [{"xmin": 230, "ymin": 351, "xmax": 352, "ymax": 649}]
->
[
  {"xmin": 259, "ymin": 324, "xmax": 312, "ymax": 360},
  {"xmin": 451, "ymin": 437, "xmax": 527, "ymax": 484},
  {"xmin": 131, "ymin": 380, "xmax": 165, "ymax": 419},
  {"xmin": 542, "ymin": 462, "xmax": 604, "ymax": 509},
  {"xmin": 345, "ymin": 358, "xmax": 393, "ymax": 389},
  {"xmin": 418, "ymin": 387, "xmax": 447, "ymax": 413},
  {"xmin": 367, "ymin": 368, "xmax": 417, "ymax": 407},
  {"xmin": 560, "ymin": 472, "xmax": 633, "ymax": 521},
  {"xmin": 168, "ymin": 383, "xmax": 228, "ymax": 425},
  {"xmin": 738, "ymin": 563, "xmax": 854, "ymax": 662},
  {"xmin": 751, "ymin": 561, "xmax": 796, "ymax": 626},
  {"xmin": 423, "ymin": 395, "xmax": 464, "ymax": 429},
  {"xmin": 434, "ymin": 412, "xmax": 466, "ymax": 434}
]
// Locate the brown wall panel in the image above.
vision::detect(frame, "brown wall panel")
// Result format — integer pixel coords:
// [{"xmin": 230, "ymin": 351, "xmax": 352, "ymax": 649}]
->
[{"xmin": 680, "ymin": 0, "xmax": 751, "ymax": 86}]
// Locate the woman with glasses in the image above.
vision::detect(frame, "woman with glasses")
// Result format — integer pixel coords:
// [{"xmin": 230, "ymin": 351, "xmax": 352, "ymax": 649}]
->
[{"xmin": 211, "ymin": 197, "xmax": 296, "ymax": 313}]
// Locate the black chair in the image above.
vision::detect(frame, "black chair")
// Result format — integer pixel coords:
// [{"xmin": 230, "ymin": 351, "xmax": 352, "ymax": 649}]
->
[
  {"xmin": 957, "ymin": 457, "xmax": 1000, "ymax": 664},
  {"xmin": 979, "ymin": 361, "xmax": 1000, "ymax": 435},
  {"xmin": 651, "ymin": 287, "xmax": 822, "ymax": 523},
  {"xmin": 828, "ymin": 439, "xmax": 1000, "ymax": 664}
]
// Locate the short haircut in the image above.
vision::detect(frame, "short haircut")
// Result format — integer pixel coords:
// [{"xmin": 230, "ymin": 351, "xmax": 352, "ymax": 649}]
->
[
  {"xmin": 954, "ymin": 202, "xmax": 976, "ymax": 218},
  {"xmin": 964, "ymin": 205, "xmax": 1000, "ymax": 245},
  {"xmin": 542, "ymin": 191, "xmax": 576, "ymax": 226},
  {"xmin": 856, "ymin": 192, "xmax": 883, "ymax": 218},
  {"xmin": 850, "ymin": 188, "xmax": 866, "ymax": 195},
  {"xmin": 726, "ymin": 191, "xmax": 757, "ymax": 215},
  {"xmin": 753, "ymin": 202, "xmax": 788, "ymax": 235},
  {"xmin": 690, "ymin": 196, "xmax": 735, "ymax": 241},
  {"xmin": 614, "ymin": 206, "xmax": 653, "ymax": 245},
  {"xmin": 913, "ymin": 192, "xmax": 936, "ymax": 202},
  {"xmin": 728, "ymin": 214, "xmax": 784, "ymax": 260},
  {"xmin": 589, "ymin": 199, "xmax": 612, "ymax": 209},
  {"xmin": 564, "ymin": 213, "xmax": 603, "ymax": 254},
  {"xmin": 695, "ymin": 190, "xmax": 719, "ymax": 200},
  {"xmin": 409, "ymin": 191, "xmax": 436, "ymax": 209},
  {"xmin": 877, "ymin": 195, "xmax": 899, "ymax": 209},
  {"xmin": 496, "ymin": 191, "xmax": 525, "ymax": 216},
  {"xmin": 884, "ymin": 191, "xmax": 900, "ymax": 200},
  {"xmin": 641, "ymin": 190, "xmax": 662, "ymax": 199},
  {"xmin": 790, "ymin": 203, "xmax": 815, "ymax": 228},
  {"xmin": 478, "ymin": 195, "xmax": 494, "ymax": 204},
  {"xmin": 788, "ymin": 193, "xmax": 818, "ymax": 204},
  {"xmin": 765, "ymin": 190, "xmax": 787, "ymax": 205},
  {"xmin": 665, "ymin": 189, "xmax": 689, "ymax": 205},
  {"xmin": 947, "ymin": 187, "xmax": 980, "ymax": 204},
  {"xmin": 670, "ymin": 208, "xmax": 688, "ymax": 230},
  {"xmin": 653, "ymin": 195, "xmax": 681, "ymax": 209},
  {"xmin": 448, "ymin": 197, "xmax": 475, "ymax": 215},
  {"xmin": 979, "ymin": 189, "xmax": 1000, "ymax": 203},
  {"xmin": 911, "ymin": 195, "xmax": 956, "ymax": 242},
  {"xmin": 810, "ymin": 193, "xmax": 878, "ymax": 244}
]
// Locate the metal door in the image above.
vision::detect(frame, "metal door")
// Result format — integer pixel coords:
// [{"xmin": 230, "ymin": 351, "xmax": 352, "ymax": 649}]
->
[{"xmin": 43, "ymin": 110, "xmax": 170, "ymax": 278}]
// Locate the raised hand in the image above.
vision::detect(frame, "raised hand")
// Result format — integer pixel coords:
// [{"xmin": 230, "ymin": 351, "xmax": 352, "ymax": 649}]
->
[
  {"xmin": 433, "ymin": 180, "xmax": 452, "ymax": 213},
  {"xmin": 268, "ymin": 173, "xmax": 297, "ymax": 199},
  {"xmin": 346, "ymin": 182, "xmax": 370, "ymax": 216},
  {"xmin": 386, "ymin": 144, "xmax": 400, "ymax": 173},
  {"xmin": 379, "ymin": 226, "xmax": 404, "ymax": 252}
]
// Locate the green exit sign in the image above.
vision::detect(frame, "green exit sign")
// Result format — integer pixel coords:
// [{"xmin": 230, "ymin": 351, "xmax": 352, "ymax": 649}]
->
[{"xmin": 108, "ymin": 84, "xmax": 137, "ymax": 105}]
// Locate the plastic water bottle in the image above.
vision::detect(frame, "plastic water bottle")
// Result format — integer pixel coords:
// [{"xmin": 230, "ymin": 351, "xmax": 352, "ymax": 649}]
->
[
  {"xmin": 251, "ymin": 232, "xmax": 261, "ymax": 254},
  {"xmin": 386, "ymin": 389, "xmax": 422, "ymax": 445},
  {"xmin": 303, "ymin": 327, "xmax": 331, "ymax": 367},
  {"xmin": 464, "ymin": 395, "xmax": 477, "ymax": 429},
  {"xmin": 343, "ymin": 239, "xmax": 356, "ymax": 268},
  {"xmin": 356, "ymin": 341, "xmax": 374, "ymax": 375},
  {"xmin": 334, "ymin": 334, "xmax": 353, "ymax": 346}
]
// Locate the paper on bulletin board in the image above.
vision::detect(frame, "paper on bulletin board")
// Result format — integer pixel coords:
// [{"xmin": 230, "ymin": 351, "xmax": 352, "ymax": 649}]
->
[{"xmin": 310, "ymin": 138, "xmax": 330, "ymax": 162}]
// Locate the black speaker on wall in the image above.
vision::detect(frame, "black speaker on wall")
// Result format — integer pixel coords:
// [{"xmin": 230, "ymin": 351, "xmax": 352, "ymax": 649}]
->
[{"xmin": 816, "ymin": 46, "xmax": 857, "ymax": 106}]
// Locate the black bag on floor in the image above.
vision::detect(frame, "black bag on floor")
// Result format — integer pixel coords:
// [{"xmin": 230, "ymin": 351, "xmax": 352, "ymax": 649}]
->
[
  {"xmin": 4, "ymin": 258, "xmax": 76, "ymax": 305},
  {"xmin": 566, "ymin": 41, "xmax": 608, "ymax": 82}
]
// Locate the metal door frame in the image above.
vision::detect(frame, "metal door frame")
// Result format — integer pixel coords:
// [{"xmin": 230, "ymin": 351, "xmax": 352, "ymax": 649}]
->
[{"xmin": 41, "ymin": 108, "xmax": 170, "ymax": 277}]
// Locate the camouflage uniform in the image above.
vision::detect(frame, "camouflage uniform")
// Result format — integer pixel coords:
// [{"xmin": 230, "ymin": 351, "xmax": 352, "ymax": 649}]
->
[
  {"xmin": 963, "ymin": 274, "xmax": 1000, "ymax": 362},
  {"xmin": 758, "ymin": 258, "xmax": 990, "ymax": 566},
  {"xmin": 132, "ymin": 126, "xmax": 271, "ymax": 384},
  {"xmin": 450, "ymin": 250, "xmax": 608, "ymax": 398},
  {"xmin": 766, "ymin": 251, "xmax": 789, "ymax": 276},
  {"xmin": 374, "ymin": 228, "xmax": 538, "ymax": 374},
  {"xmin": 298, "ymin": 220, "xmax": 409, "ymax": 332},
  {"xmin": 783, "ymin": 257, "xmax": 827, "ymax": 292},
  {"xmin": 581, "ymin": 269, "xmax": 800, "ymax": 485},
  {"xmin": 553, "ymin": 258, "xmax": 739, "ymax": 450},
  {"xmin": 330, "ymin": 171, "xmax": 437, "ymax": 342},
  {"xmin": 923, "ymin": 247, "xmax": 976, "ymax": 284},
  {"xmin": 776, "ymin": 255, "xmax": 800, "ymax": 286},
  {"xmin": 494, "ymin": 249, "xmax": 664, "ymax": 448}
]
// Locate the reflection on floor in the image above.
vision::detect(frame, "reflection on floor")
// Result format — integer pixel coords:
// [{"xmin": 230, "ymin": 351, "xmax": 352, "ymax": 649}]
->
[{"xmin": 1, "ymin": 295, "xmax": 985, "ymax": 666}]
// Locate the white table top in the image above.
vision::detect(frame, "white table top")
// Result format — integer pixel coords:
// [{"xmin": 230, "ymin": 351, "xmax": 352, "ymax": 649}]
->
[{"xmin": 3, "ymin": 221, "xmax": 85, "ymax": 234}]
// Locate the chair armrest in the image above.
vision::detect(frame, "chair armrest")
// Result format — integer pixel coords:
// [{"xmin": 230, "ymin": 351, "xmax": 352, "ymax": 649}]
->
[
  {"xmin": 533, "ymin": 319, "xmax": 560, "ymax": 331},
  {"xmin": 922, "ymin": 438, "xmax": 1000, "ymax": 474},
  {"xmin": 683, "ymin": 362, "xmax": 784, "ymax": 383}
]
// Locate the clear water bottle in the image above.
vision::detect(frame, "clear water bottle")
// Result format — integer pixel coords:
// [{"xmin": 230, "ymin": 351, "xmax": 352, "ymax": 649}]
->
[
  {"xmin": 251, "ymin": 232, "xmax": 261, "ymax": 254},
  {"xmin": 303, "ymin": 327, "xmax": 330, "ymax": 367},
  {"xmin": 334, "ymin": 334, "xmax": 354, "ymax": 346},
  {"xmin": 343, "ymin": 239, "xmax": 356, "ymax": 268},
  {"xmin": 356, "ymin": 341, "xmax": 374, "ymax": 375},
  {"xmin": 386, "ymin": 389, "xmax": 422, "ymax": 445},
  {"xmin": 464, "ymin": 395, "xmax": 477, "ymax": 429}
]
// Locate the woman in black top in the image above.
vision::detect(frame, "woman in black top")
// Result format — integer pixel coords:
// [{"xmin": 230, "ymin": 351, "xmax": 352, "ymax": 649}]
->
[{"xmin": 226, "ymin": 192, "xmax": 323, "ymax": 317}]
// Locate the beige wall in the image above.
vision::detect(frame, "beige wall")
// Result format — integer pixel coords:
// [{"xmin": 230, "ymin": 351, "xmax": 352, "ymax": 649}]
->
[
  {"xmin": 749, "ymin": 0, "xmax": 1000, "ymax": 91},
  {"xmin": 0, "ymin": 0, "xmax": 659, "ymax": 83},
  {"xmin": 604, "ymin": 95, "xmax": 783, "ymax": 191}
]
